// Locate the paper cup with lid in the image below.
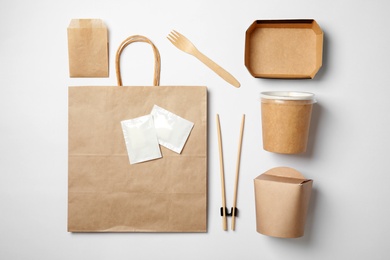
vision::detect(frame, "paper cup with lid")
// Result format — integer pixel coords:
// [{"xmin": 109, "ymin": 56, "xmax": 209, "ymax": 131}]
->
[{"xmin": 260, "ymin": 91, "xmax": 316, "ymax": 154}]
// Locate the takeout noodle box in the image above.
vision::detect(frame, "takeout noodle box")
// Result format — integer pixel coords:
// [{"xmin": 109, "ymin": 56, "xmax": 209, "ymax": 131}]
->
[
  {"xmin": 245, "ymin": 19, "xmax": 323, "ymax": 79},
  {"xmin": 67, "ymin": 19, "xmax": 109, "ymax": 77},
  {"xmin": 254, "ymin": 167, "xmax": 313, "ymax": 238}
]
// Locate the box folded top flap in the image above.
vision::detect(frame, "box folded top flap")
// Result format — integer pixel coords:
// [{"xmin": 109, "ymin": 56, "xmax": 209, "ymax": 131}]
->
[
  {"xmin": 255, "ymin": 167, "xmax": 312, "ymax": 185},
  {"xmin": 68, "ymin": 19, "xmax": 106, "ymax": 29}
]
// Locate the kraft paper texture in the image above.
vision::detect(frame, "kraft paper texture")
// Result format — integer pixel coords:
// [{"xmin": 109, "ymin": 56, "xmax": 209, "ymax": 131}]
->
[
  {"xmin": 245, "ymin": 19, "xmax": 323, "ymax": 79},
  {"xmin": 261, "ymin": 100, "xmax": 313, "ymax": 154},
  {"xmin": 67, "ymin": 19, "xmax": 109, "ymax": 77},
  {"xmin": 254, "ymin": 167, "xmax": 313, "ymax": 238},
  {"xmin": 68, "ymin": 86, "xmax": 207, "ymax": 232}
]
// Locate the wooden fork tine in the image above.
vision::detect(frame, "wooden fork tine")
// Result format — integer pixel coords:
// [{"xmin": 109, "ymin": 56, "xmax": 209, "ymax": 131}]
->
[
  {"xmin": 172, "ymin": 30, "xmax": 180, "ymax": 37},
  {"xmin": 168, "ymin": 32, "xmax": 180, "ymax": 43},
  {"xmin": 174, "ymin": 30, "xmax": 188, "ymax": 41},
  {"xmin": 168, "ymin": 32, "xmax": 175, "ymax": 40},
  {"xmin": 167, "ymin": 36, "xmax": 175, "ymax": 45},
  {"xmin": 168, "ymin": 31, "xmax": 174, "ymax": 37}
]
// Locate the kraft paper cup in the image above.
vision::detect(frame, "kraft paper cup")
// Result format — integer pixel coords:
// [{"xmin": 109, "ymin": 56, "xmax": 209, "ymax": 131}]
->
[{"xmin": 260, "ymin": 91, "xmax": 316, "ymax": 154}]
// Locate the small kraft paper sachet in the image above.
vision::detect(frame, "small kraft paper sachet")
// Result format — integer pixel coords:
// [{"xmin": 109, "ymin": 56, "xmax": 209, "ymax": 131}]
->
[{"xmin": 67, "ymin": 19, "xmax": 109, "ymax": 77}]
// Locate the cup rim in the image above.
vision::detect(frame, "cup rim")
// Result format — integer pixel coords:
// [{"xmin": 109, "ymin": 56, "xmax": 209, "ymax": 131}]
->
[{"xmin": 260, "ymin": 91, "xmax": 315, "ymax": 101}]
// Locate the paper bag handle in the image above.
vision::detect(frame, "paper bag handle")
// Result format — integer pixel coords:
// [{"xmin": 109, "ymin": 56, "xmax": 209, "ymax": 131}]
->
[{"xmin": 115, "ymin": 35, "xmax": 161, "ymax": 86}]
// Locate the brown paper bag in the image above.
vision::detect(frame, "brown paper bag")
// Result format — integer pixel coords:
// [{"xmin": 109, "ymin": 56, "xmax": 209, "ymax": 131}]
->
[
  {"xmin": 67, "ymin": 19, "xmax": 109, "ymax": 77},
  {"xmin": 68, "ymin": 35, "xmax": 207, "ymax": 232},
  {"xmin": 254, "ymin": 167, "xmax": 313, "ymax": 238}
]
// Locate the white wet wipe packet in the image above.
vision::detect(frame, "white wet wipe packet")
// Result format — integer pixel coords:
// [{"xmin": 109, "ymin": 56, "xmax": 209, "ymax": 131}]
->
[
  {"xmin": 121, "ymin": 115, "xmax": 162, "ymax": 164},
  {"xmin": 151, "ymin": 105, "xmax": 194, "ymax": 154}
]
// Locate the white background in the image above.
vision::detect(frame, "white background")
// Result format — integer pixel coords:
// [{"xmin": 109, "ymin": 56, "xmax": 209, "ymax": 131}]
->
[{"xmin": 1, "ymin": 0, "xmax": 390, "ymax": 259}]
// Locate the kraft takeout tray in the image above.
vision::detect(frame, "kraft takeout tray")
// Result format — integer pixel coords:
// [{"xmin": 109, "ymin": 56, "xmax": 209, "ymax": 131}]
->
[{"xmin": 245, "ymin": 19, "xmax": 323, "ymax": 79}]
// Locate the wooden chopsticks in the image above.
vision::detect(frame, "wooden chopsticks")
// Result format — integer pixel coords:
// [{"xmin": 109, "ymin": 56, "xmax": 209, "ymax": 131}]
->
[
  {"xmin": 216, "ymin": 114, "xmax": 245, "ymax": 231},
  {"xmin": 231, "ymin": 115, "xmax": 245, "ymax": 230},
  {"xmin": 216, "ymin": 114, "xmax": 227, "ymax": 230}
]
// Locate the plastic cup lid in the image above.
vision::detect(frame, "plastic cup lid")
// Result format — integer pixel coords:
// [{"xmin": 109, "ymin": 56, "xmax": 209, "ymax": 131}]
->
[{"xmin": 260, "ymin": 91, "xmax": 315, "ymax": 101}]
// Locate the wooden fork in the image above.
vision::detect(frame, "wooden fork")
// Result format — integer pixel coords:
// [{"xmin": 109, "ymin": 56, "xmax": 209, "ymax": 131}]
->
[{"xmin": 167, "ymin": 30, "xmax": 240, "ymax": 88}]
